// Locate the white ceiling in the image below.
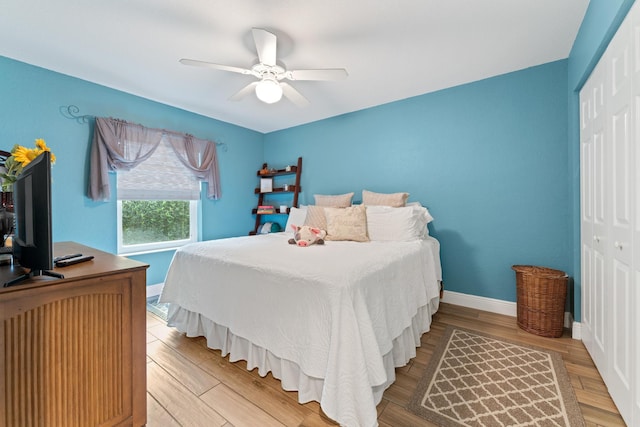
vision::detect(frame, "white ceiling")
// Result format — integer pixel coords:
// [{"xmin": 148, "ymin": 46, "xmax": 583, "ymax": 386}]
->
[{"xmin": 1, "ymin": 0, "xmax": 589, "ymax": 133}]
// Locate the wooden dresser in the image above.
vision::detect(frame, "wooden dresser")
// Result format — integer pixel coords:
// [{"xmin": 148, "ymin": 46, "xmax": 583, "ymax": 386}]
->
[{"xmin": 0, "ymin": 242, "xmax": 148, "ymax": 427}]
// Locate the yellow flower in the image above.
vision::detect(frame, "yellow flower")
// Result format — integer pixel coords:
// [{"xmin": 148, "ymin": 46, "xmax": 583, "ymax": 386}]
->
[
  {"xmin": 34, "ymin": 138, "xmax": 56, "ymax": 163},
  {"xmin": 12, "ymin": 146, "xmax": 39, "ymax": 166},
  {"xmin": 11, "ymin": 139, "xmax": 56, "ymax": 167},
  {"xmin": 1, "ymin": 139, "xmax": 56, "ymax": 191}
]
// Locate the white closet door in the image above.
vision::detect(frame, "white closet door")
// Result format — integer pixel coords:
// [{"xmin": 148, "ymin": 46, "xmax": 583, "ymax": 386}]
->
[
  {"xmin": 581, "ymin": 4, "xmax": 639, "ymax": 424},
  {"xmin": 632, "ymin": 5, "xmax": 640, "ymax": 424},
  {"xmin": 581, "ymin": 60, "xmax": 610, "ymax": 372},
  {"xmin": 607, "ymin": 14, "xmax": 634, "ymax": 418}
]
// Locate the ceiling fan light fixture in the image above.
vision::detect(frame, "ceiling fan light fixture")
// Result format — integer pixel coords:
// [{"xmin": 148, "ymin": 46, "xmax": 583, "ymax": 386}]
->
[
  {"xmin": 255, "ymin": 78, "xmax": 283, "ymax": 104},
  {"xmin": 181, "ymin": 28, "xmax": 345, "ymax": 107}
]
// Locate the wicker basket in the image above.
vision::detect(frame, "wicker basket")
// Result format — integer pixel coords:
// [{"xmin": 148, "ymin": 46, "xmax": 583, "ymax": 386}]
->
[{"xmin": 512, "ymin": 265, "xmax": 568, "ymax": 338}]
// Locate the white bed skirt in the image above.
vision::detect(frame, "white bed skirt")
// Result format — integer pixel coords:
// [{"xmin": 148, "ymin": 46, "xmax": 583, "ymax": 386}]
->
[{"xmin": 166, "ymin": 296, "xmax": 439, "ymax": 426}]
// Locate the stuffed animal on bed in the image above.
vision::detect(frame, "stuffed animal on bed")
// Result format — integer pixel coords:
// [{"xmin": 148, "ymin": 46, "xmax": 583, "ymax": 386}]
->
[{"xmin": 288, "ymin": 225, "xmax": 326, "ymax": 247}]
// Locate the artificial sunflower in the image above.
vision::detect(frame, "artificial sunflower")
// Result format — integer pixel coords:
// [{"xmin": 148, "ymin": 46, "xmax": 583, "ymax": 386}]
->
[{"xmin": 1, "ymin": 139, "xmax": 56, "ymax": 191}]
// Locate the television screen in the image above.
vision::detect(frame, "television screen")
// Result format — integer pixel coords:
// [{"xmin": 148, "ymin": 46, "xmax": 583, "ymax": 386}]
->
[{"xmin": 5, "ymin": 151, "xmax": 59, "ymax": 286}]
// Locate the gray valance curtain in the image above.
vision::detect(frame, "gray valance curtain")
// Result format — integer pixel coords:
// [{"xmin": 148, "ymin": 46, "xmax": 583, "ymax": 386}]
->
[{"xmin": 88, "ymin": 117, "xmax": 221, "ymax": 201}]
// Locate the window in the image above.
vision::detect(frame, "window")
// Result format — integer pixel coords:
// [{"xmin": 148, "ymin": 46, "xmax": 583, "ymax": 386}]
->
[{"xmin": 117, "ymin": 139, "xmax": 200, "ymax": 254}]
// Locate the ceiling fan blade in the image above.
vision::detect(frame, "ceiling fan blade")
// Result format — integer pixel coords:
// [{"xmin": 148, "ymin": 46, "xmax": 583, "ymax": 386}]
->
[
  {"xmin": 252, "ymin": 28, "xmax": 277, "ymax": 66},
  {"xmin": 281, "ymin": 82, "xmax": 310, "ymax": 107},
  {"xmin": 179, "ymin": 58, "xmax": 252, "ymax": 75},
  {"xmin": 286, "ymin": 68, "xmax": 348, "ymax": 81},
  {"xmin": 229, "ymin": 81, "xmax": 259, "ymax": 101}
]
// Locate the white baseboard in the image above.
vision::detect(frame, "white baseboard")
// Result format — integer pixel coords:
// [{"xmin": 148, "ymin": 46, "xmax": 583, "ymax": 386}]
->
[
  {"xmin": 441, "ymin": 290, "xmax": 517, "ymax": 317},
  {"xmin": 571, "ymin": 321, "xmax": 582, "ymax": 340},
  {"xmin": 441, "ymin": 290, "xmax": 576, "ymax": 335},
  {"xmin": 146, "ymin": 283, "xmax": 164, "ymax": 298},
  {"xmin": 565, "ymin": 312, "xmax": 574, "ymax": 332}
]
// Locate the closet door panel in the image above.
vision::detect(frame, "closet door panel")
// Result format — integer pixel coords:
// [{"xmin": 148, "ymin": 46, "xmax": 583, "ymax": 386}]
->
[
  {"xmin": 611, "ymin": 259, "xmax": 632, "ymax": 414},
  {"xmin": 607, "ymin": 16, "xmax": 635, "ymax": 419},
  {"xmin": 580, "ymin": 85, "xmax": 596, "ymax": 353},
  {"xmin": 592, "ymin": 62, "xmax": 608, "ymax": 264},
  {"xmin": 633, "ymin": 5, "xmax": 640, "ymax": 424},
  {"xmin": 592, "ymin": 245, "xmax": 607, "ymax": 363},
  {"xmin": 610, "ymin": 18, "xmax": 633, "ymax": 260},
  {"xmin": 592, "ymin": 77, "xmax": 610, "ymax": 371},
  {"xmin": 581, "ymin": 63, "xmax": 610, "ymax": 370}
]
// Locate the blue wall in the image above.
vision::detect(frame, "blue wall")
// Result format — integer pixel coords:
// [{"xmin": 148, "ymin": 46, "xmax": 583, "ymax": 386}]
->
[
  {"xmin": 264, "ymin": 61, "xmax": 570, "ymax": 303},
  {"xmin": 4, "ymin": 1, "xmax": 637, "ymax": 315},
  {"xmin": 567, "ymin": 0, "xmax": 635, "ymax": 321},
  {"xmin": 0, "ymin": 56, "xmax": 263, "ymax": 285}
]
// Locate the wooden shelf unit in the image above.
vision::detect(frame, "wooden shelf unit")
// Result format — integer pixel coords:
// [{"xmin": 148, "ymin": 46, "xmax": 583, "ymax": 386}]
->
[{"xmin": 250, "ymin": 157, "xmax": 302, "ymax": 235}]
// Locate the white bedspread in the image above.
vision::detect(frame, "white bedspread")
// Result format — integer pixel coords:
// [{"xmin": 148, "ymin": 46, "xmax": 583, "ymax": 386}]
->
[{"xmin": 159, "ymin": 233, "xmax": 442, "ymax": 427}]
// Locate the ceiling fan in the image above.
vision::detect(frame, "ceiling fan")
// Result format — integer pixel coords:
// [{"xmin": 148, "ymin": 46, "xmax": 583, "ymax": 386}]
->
[{"xmin": 180, "ymin": 28, "xmax": 348, "ymax": 107}]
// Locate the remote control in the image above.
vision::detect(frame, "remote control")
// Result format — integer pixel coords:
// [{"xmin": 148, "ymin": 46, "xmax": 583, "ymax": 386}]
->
[
  {"xmin": 54, "ymin": 253, "xmax": 83, "ymax": 262},
  {"xmin": 55, "ymin": 255, "xmax": 94, "ymax": 267}
]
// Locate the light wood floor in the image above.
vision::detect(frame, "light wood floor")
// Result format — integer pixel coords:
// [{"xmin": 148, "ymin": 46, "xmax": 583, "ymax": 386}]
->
[{"xmin": 145, "ymin": 303, "xmax": 625, "ymax": 427}]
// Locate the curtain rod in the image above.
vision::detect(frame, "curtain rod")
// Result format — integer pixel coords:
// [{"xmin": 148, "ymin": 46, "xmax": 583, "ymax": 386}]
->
[{"xmin": 59, "ymin": 105, "xmax": 228, "ymax": 152}]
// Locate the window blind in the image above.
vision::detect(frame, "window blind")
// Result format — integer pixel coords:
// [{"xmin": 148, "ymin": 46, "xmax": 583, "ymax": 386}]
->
[{"xmin": 117, "ymin": 138, "xmax": 200, "ymax": 201}]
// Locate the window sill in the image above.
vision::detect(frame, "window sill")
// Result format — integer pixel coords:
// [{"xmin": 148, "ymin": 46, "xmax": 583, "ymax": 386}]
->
[{"xmin": 119, "ymin": 246, "xmax": 182, "ymax": 257}]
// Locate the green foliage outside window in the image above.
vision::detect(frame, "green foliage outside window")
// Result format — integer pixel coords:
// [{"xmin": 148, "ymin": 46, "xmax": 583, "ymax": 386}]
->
[{"xmin": 122, "ymin": 200, "xmax": 190, "ymax": 245}]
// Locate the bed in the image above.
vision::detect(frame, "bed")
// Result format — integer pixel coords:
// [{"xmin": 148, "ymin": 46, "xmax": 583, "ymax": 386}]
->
[{"xmin": 159, "ymin": 204, "xmax": 442, "ymax": 427}]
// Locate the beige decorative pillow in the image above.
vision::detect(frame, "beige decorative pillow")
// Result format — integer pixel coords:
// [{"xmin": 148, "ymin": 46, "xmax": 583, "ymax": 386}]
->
[
  {"xmin": 324, "ymin": 205, "xmax": 369, "ymax": 242},
  {"xmin": 303, "ymin": 205, "xmax": 327, "ymax": 230},
  {"xmin": 314, "ymin": 192, "xmax": 354, "ymax": 207},
  {"xmin": 362, "ymin": 190, "xmax": 409, "ymax": 207}
]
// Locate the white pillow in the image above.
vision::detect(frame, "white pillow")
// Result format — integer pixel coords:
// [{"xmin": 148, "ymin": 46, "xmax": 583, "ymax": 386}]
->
[
  {"xmin": 365, "ymin": 205, "xmax": 433, "ymax": 241},
  {"xmin": 285, "ymin": 206, "xmax": 308, "ymax": 233},
  {"xmin": 407, "ymin": 202, "xmax": 434, "ymax": 224}
]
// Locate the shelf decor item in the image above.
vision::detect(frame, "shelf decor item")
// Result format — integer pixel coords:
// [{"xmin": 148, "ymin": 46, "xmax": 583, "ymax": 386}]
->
[
  {"xmin": 260, "ymin": 178, "xmax": 273, "ymax": 193},
  {"xmin": 257, "ymin": 205, "xmax": 275, "ymax": 214}
]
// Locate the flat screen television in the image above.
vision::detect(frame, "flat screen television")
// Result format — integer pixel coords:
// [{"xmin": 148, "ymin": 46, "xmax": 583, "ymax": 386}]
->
[{"xmin": 4, "ymin": 151, "xmax": 62, "ymax": 287}]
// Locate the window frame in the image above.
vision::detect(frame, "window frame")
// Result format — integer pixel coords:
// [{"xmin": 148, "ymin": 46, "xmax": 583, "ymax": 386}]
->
[{"xmin": 116, "ymin": 199, "xmax": 199, "ymax": 255}]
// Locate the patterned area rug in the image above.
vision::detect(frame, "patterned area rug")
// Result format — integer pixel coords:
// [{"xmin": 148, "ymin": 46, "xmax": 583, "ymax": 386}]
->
[{"xmin": 407, "ymin": 327, "xmax": 584, "ymax": 427}]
